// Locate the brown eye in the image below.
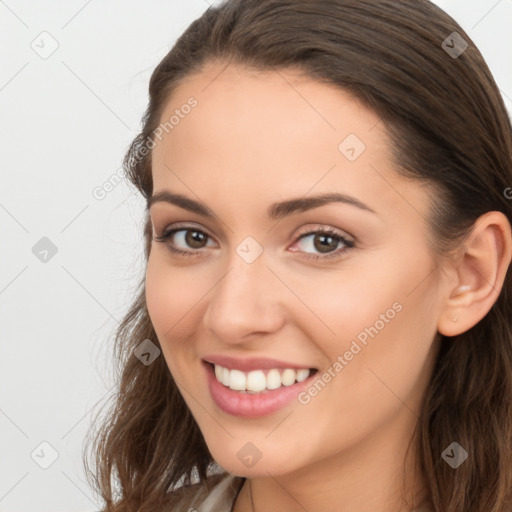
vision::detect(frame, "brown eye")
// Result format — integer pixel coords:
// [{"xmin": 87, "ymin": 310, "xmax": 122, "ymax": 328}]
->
[
  {"xmin": 153, "ymin": 227, "xmax": 215, "ymax": 256},
  {"xmin": 185, "ymin": 230, "xmax": 208, "ymax": 248},
  {"xmin": 312, "ymin": 233, "xmax": 340, "ymax": 253},
  {"xmin": 293, "ymin": 228, "xmax": 354, "ymax": 260}
]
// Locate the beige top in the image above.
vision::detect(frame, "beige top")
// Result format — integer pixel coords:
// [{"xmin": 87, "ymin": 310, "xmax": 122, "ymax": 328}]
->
[
  {"xmin": 167, "ymin": 471, "xmax": 434, "ymax": 511},
  {"xmin": 167, "ymin": 472, "xmax": 245, "ymax": 511}
]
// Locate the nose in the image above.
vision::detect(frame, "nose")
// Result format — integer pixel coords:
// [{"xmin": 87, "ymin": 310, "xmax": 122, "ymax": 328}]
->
[{"xmin": 203, "ymin": 251, "xmax": 286, "ymax": 344}]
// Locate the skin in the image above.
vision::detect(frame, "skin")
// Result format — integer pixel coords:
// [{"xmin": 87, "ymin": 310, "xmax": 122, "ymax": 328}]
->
[{"xmin": 145, "ymin": 61, "xmax": 512, "ymax": 512}]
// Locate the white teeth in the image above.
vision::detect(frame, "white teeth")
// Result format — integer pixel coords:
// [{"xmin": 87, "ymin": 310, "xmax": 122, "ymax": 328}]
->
[
  {"xmin": 229, "ymin": 369, "xmax": 246, "ymax": 391},
  {"xmin": 212, "ymin": 364, "xmax": 312, "ymax": 392},
  {"xmin": 281, "ymin": 368, "xmax": 296, "ymax": 386},
  {"xmin": 221, "ymin": 367, "xmax": 230, "ymax": 386},
  {"xmin": 246, "ymin": 370, "xmax": 267, "ymax": 392},
  {"xmin": 266, "ymin": 369, "xmax": 282, "ymax": 390},
  {"xmin": 296, "ymin": 369, "xmax": 310, "ymax": 382}
]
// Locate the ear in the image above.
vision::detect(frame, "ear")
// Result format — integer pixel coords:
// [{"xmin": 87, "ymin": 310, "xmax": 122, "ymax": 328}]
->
[{"xmin": 437, "ymin": 211, "xmax": 512, "ymax": 337}]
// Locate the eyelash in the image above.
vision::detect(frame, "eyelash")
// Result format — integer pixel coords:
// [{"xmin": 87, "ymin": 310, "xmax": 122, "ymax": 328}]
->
[{"xmin": 153, "ymin": 225, "xmax": 355, "ymax": 261}]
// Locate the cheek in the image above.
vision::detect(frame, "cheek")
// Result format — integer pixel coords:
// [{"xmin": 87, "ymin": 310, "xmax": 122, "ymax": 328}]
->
[
  {"xmin": 293, "ymin": 247, "xmax": 438, "ymax": 396},
  {"xmin": 301, "ymin": 256, "xmax": 438, "ymax": 422},
  {"xmin": 146, "ymin": 256, "xmax": 178, "ymax": 336},
  {"xmin": 282, "ymin": 259, "xmax": 402, "ymax": 351},
  {"xmin": 144, "ymin": 254, "xmax": 204, "ymax": 368}
]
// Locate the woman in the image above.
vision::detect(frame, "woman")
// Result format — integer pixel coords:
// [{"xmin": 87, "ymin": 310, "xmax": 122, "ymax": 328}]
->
[{"xmin": 84, "ymin": 1, "xmax": 512, "ymax": 511}]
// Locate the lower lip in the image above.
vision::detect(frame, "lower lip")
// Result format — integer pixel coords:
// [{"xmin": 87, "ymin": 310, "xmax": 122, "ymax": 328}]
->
[{"xmin": 202, "ymin": 361, "xmax": 317, "ymax": 418}]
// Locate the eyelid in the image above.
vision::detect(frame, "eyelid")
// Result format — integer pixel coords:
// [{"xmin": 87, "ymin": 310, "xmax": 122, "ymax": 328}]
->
[
  {"xmin": 155, "ymin": 221, "xmax": 217, "ymax": 241},
  {"xmin": 294, "ymin": 224, "xmax": 354, "ymax": 242}
]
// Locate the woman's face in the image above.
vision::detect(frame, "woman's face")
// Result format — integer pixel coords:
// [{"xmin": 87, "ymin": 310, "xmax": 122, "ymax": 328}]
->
[{"xmin": 146, "ymin": 62, "xmax": 445, "ymax": 477}]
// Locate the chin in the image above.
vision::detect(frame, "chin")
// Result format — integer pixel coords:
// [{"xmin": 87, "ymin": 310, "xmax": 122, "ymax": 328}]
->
[{"xmin": 207, "ymin": 443, "xmax": 301, "ymax": 478}]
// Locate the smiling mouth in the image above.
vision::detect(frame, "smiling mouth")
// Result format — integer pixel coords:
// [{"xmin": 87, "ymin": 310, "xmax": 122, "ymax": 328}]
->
[{"xmin": 205, "ymin": 362, "xmax": 319, "ymax": 394}]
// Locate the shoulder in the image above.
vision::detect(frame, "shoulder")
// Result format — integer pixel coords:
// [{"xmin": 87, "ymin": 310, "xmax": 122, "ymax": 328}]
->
[{"xmin": 166, "ymin": 470, "xmax": 245, "ymax": 511}]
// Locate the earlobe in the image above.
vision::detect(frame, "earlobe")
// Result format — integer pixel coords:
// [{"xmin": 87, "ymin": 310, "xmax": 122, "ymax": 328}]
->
[{"xmin": 437, "ymin": 211, "xmax": 512, "ymax": 337}]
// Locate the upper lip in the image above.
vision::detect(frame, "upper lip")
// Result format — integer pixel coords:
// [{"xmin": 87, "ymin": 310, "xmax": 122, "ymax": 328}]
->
[{"xmin": 203, "ymin": 355, "xmax": 316, "ymax": 372}]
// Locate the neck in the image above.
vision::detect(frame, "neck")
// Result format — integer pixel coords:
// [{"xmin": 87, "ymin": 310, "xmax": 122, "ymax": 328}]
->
[{"xmin": 233, "ymin": 409, "xmax": 430, "ymax": 512}]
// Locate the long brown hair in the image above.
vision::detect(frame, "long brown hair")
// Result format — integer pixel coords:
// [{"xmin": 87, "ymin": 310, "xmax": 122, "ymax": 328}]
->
[{"xmin": 83, "ymin": 1, "xmax": 512, "ymax": 510}]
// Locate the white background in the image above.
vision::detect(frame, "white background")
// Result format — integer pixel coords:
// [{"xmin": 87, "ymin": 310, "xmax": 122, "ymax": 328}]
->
[{"xmin": 1, "ymin": 1, "xmax": 511, "ymax": 511}]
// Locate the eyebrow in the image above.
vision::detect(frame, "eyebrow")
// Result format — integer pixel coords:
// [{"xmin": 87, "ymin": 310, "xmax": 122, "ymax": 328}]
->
[{"xmin": 147, "ymin": 190, "xmax": 377, "ymax": 220}]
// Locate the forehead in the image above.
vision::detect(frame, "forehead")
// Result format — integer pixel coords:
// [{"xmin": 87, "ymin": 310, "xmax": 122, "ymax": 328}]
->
[
  {"xmin": 150, "ymin": 62, "xmax": 429, "ymax": 224},
  {"xmin": 154, "ymin": 62, "xmax": 384, "ymax": 157}
]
